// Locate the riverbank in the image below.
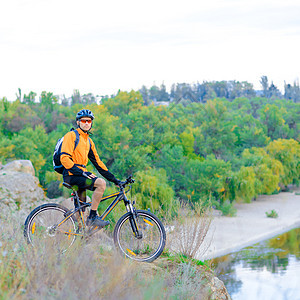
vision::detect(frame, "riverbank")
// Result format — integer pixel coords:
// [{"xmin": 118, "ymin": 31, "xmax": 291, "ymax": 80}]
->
[{"xmin": 201, "ymin": 187, "xmax": 300, "ymax": 260}]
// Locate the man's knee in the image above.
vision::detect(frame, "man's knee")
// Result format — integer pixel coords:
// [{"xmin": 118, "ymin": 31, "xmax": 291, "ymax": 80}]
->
[{"xmin": 94, "ymin": 178, "xmax": 106, "ymax": 190}]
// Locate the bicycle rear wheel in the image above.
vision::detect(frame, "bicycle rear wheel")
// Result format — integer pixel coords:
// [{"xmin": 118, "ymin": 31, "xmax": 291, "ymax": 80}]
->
[
  {"xmin": 24, "ymin": 203, "xmax": 77, "ymax": 253},
  {"xmin": 114, "ymin": 210, "xmax": 166, "ymax": 262}
]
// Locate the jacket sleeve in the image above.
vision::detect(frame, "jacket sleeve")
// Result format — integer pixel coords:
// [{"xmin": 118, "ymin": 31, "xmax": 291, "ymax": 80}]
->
[
  {"xmin": 61, "ymin": 131, "xmax": 84, "ymax": 176},
  {"xmin": 88, "ymin": 139, "xmax": 119, "ymax": 184}
]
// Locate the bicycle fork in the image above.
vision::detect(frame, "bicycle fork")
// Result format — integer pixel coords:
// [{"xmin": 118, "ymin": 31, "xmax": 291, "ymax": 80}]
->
[{"xmin": 125, "ymin": 200, "xmax": 143, "ymax": 239}]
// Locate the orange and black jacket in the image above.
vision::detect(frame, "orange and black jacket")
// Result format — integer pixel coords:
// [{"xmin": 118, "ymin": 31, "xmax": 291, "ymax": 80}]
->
[{"xmin": 60, "ymin": 128, "xmax": 118, "ymax": 184}]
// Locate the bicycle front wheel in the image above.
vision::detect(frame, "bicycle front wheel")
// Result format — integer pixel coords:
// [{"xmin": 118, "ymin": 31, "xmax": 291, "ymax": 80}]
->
[
  {"xmin": 114, "ymin": 210, "xmax": 166, "ymax": 262},
  {"xmin": 24, "ymin": 203, "xmax": 77, "ymax": 253}
]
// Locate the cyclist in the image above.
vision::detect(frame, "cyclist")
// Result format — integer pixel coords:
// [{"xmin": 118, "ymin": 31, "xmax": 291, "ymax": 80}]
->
[{"xmin": 61, "ymin": 109, "xmax": 121, "ymax": 229}]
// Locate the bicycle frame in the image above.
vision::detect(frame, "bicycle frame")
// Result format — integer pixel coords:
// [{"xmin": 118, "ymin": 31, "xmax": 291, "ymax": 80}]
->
[
  {"xmin": 57, "ymin": 185, "xmax": 136, "ymax": 237},
  {"xmin": 24, "ymin": 175, "xmax": 165, "ymax": 262}
]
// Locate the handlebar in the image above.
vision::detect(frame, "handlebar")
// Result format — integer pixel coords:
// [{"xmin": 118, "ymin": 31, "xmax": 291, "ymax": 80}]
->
[{"xmin": 119, "ymin": 175, "xmax": 135, "ymax": 189}]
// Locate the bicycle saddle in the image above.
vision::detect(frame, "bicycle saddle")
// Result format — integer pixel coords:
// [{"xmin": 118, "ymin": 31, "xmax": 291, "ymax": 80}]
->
[{"xmin": 62, "ymin": 182, "xmax": 73, "ymax": 189}]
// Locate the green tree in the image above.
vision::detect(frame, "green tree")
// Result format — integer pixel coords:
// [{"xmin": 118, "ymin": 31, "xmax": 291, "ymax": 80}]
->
[
  {"xmin": 266, "ymin": 139, "xmax": 300, "ymax": 186},
  {"xmin": 260, "ymin": 75, "xmax": 269, "ymax": 98},
  {"xmin": 40, "ymin": 91, "xmax": 58, "ymax": 113},
  {"xmin": 154, "ymin": 144, "xmax": 187, "ymax": 194},
  {"xmin": 124, "ymin": 105, "xmax": 178, "ymax": 152},
  {"xmin": 0, "ymin": 125, "xmax": 48, "ymax": 174},
  {"xmin": 71, "ymin": 89, "xmax": 82, "ymax": 106},
  {"xmin": 139, "ymin": 85, "xmax": 150, "ymax": 105},
  {"xmin": 23, "ymin": 91, "xmax": 37, "ymax": 105},
  {"xmin": 181, "ymin": 155, "xmax": 231, "ymax": 207},
  {"xmin": 198, "ymin": 99, "xmax": 237, "ymax": 159},
  {"xmin": 241, "ymin": 147, "xmax": 283, "ymax": 195},
  {"xmin": 260, "ymin": 104, "xmax": 289, "ymax": 139},
  {"xmin": 89, "ymin": 104, "xmax": 133, "ymax": 175},
  {"xmin": 134, "ymin": 168, "xmax": 174, "ymax": 214},
  {"xmin": 284, "ymin": 81, "xmax": 300, "ymax": 102},
  {"xmin": 234, "ymin": 166, "xmax": 256, "ymax": 203},
  {"xmin": 103, "ymin": 90, "xmax": 143, "ymax": 117},
  {"xmin": 231, "ymin": 114, "xmax": 269, "ymax": 154},
  {"xmin": 2, "ymin": 101, "xmax": 42, "ymax": 135}
]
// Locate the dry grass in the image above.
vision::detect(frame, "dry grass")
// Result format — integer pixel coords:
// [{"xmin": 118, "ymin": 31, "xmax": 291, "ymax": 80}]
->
[
  {"xmin": 166, "ymin": 204, "xmax": 212, "ymax": 260},
  {"xmin": 0, "ymin": 213, "xmax": 217, "ymax": 300}
]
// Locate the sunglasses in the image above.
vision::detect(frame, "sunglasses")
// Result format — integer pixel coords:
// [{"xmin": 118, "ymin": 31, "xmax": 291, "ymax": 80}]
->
[{"xmin": 80, "ymin": 119, "xmax": 92, "ymax": 124}]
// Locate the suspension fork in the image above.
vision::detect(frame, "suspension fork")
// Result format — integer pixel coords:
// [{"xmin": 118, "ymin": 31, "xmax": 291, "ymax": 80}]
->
[{"xmin": 124, "ymin": 195, "xmax": 143, "ymax": 239}]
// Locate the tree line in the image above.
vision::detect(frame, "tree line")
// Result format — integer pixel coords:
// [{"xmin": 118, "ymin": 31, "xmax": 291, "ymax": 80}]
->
[
  {"xmin": 139, "ymin": 76, "xmax": 300, "ymax": 105},
  {"xmin": 13, "ymin": 76, "xmax": 300, "ymax": 108},
  {"xmin": 0, "ymin": 89, "xmax": 299, "ymax": 217}
]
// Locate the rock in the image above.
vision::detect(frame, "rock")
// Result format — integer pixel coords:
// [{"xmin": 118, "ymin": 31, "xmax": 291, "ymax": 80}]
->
[
  {"xmin": 210, "ymin": 276, "xmax": 232, "ymax": 300},
  {"xmin": 150, "ymin": 257, "xmax": 232, "ymax": 299},
  {"xmin": 2, "ymin": 160, "xmax": 35, "ymax": 176},
  {"xmin": 0, "ymin": 162, "xmax": 47, "ymax": 222}
]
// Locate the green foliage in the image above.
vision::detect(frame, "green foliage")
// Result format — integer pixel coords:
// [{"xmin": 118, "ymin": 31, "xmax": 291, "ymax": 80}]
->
[
  {"xmin": 124, "ymin": 105, "xmax": 179, "ymax": 151},
  {"xmin": 265, "ymin": 209, "xmax": 279, "ymax": 218},
  {"xmin": 179, "ymin": 127, "xmax": 201, "ymax": 160},
  {"xmin": 133, "ymin": 168, "xmax": 174, "ymax": 214},
  {"xmin": 46, "ymin": 180, "xmax": 63, "ymax": 198},
  {"xmin": 154, "ymin": 145, "xmax": 187, "ymax": 192},
  {"xmin": 260, "ymin": 104, "xmax": 290, "ymax": 139},
  {"xmin": 241, "ymin": 147, "xmax": 283, "ymax": 195},
  {"xmin": 181, "ymin": 155, "xmax": 231, "ymax": 207},
  {"xmin": 267, "ymin": 139, "xmax": 300, "ymax": 186},
  {"xmin": 0, "ymin": 125, "xmax": 48, "ymax": 173},
  {"xmin": 234, "ymin": 166, "xmax": 256, "ymax": 203},
  {"xmin": 2, "ymin": 101, "xmax": 42, "ymax": 135},
  {"xmin": 198, "ymin": 100, "xmax": 237, "ymax": 160},
  {"xmin": 1, "ymin": 90, "xmax": 299, "ymax": 215},
  {"xmin": 215, "ymin": 200, "xmax": 237, "ymax": 217},
  {"xmin": 0, "ymin": 138, "xmax": 16, "ymax": 162},
  {"xmin": 103, "ymin": 90, "xmax": 143, "ymax": 116},
  {"xmin": 231, "ymin": 114, "xmax": 269, "ymax": 154},
  {"xmin": 40, "ymin": 91, "xmax": 58, "ymax": 112}
]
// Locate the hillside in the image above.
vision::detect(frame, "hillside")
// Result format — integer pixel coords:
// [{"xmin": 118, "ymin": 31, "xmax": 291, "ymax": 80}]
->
[{"xmin": 0, "ymin": 160, "xmax": 231, "ymax": 299}]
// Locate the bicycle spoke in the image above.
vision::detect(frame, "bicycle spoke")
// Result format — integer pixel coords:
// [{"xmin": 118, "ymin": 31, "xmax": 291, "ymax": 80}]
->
[
  {"xmin": 25, "ymin": 204, "xmax": 77, "ymax": 253},
  {"xmin": 114, "ymin": 210, "xmax": 166, "ymax": 262}
]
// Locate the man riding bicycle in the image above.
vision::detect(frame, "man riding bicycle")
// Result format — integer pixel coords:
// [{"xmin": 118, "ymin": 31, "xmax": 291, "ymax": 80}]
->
[{"xmin": 61, "ymin": 109, "xmax": 121, "ymax": 229}]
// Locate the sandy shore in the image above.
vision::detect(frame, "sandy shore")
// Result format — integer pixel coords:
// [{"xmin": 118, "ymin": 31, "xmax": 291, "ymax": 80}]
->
[{"xmin": 200, "ymin": 188, "xmax": 300, "ymax": 260}]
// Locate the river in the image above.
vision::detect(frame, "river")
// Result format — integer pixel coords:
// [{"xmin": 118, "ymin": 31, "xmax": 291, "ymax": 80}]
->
[{"xmin": 211, "ymin": 228, "xmax": 300, "ymax": 300}]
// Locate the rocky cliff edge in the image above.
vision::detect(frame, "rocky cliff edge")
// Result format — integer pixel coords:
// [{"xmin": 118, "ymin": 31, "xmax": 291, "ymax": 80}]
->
[{"xmin": 0, "ymin": 160, "xmax": 47, "ymax": 220}]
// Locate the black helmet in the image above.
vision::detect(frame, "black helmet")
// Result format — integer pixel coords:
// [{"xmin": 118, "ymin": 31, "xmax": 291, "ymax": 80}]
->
[{"xmin": 76, "ymin": 109, "xmax": 94, "ymax": 120}]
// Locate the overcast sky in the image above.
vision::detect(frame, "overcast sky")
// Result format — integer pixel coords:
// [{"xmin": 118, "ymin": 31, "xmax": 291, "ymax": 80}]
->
[{"xmin": 1, "ymin": 0, "xmax": 300, "ymax": 100}]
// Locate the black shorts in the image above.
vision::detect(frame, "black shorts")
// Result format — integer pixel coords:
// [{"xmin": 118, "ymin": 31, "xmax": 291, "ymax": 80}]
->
[{"xmin": 63, "ymin": 172, "xmax": 97, "ymax": 192}]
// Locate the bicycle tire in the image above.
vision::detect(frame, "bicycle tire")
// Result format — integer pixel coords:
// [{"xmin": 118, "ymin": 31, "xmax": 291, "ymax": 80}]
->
[
  {"xmin": 113, "ymin": 210, "xmax": 166, "ymax": 262},
  {"xmin": 24, "ymin": 203, "xmax": 77, "ymax": 253}
]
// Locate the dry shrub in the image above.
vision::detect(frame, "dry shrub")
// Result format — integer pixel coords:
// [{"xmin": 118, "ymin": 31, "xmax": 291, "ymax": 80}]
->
[{"xmin": 167, "ymin": 204, "xmax": 212, "ymax": 260}]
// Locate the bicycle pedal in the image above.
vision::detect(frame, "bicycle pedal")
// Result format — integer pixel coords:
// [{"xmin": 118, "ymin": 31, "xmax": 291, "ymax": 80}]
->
[{"xmin": 86, "ymin": 225, "xmax": 102, "ymax": 236}]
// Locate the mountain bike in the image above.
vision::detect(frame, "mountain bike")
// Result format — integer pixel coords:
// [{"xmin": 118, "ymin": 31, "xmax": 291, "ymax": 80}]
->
[{"xmin": 24, "ymin": 176, "xmax": 166, "ymax": 263}]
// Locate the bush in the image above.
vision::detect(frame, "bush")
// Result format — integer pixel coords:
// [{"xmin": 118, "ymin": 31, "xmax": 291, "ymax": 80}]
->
[
  {"xmin": 265, "ymin": 209, "xmax": 278, "ymax": 218},
  {"xmin": 215, "ymin": 200, "xmax": 237, "ymax": 217},
  {"xmin": 167, "ymin": 204, "xmax": 212, "ymax": 259},
  {"xmin": 46, "ymin": 180, "xmax": 63, "ymax": 199},
  {"xmin": 133, "ymin": 168, "xmax": 174, "ymax": 215}
]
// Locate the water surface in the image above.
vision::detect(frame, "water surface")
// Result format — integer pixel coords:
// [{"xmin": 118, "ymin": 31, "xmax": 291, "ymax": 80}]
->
[{"xmin": 212, "ymin": 228, "xmax": 300, "ymax": 300}]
